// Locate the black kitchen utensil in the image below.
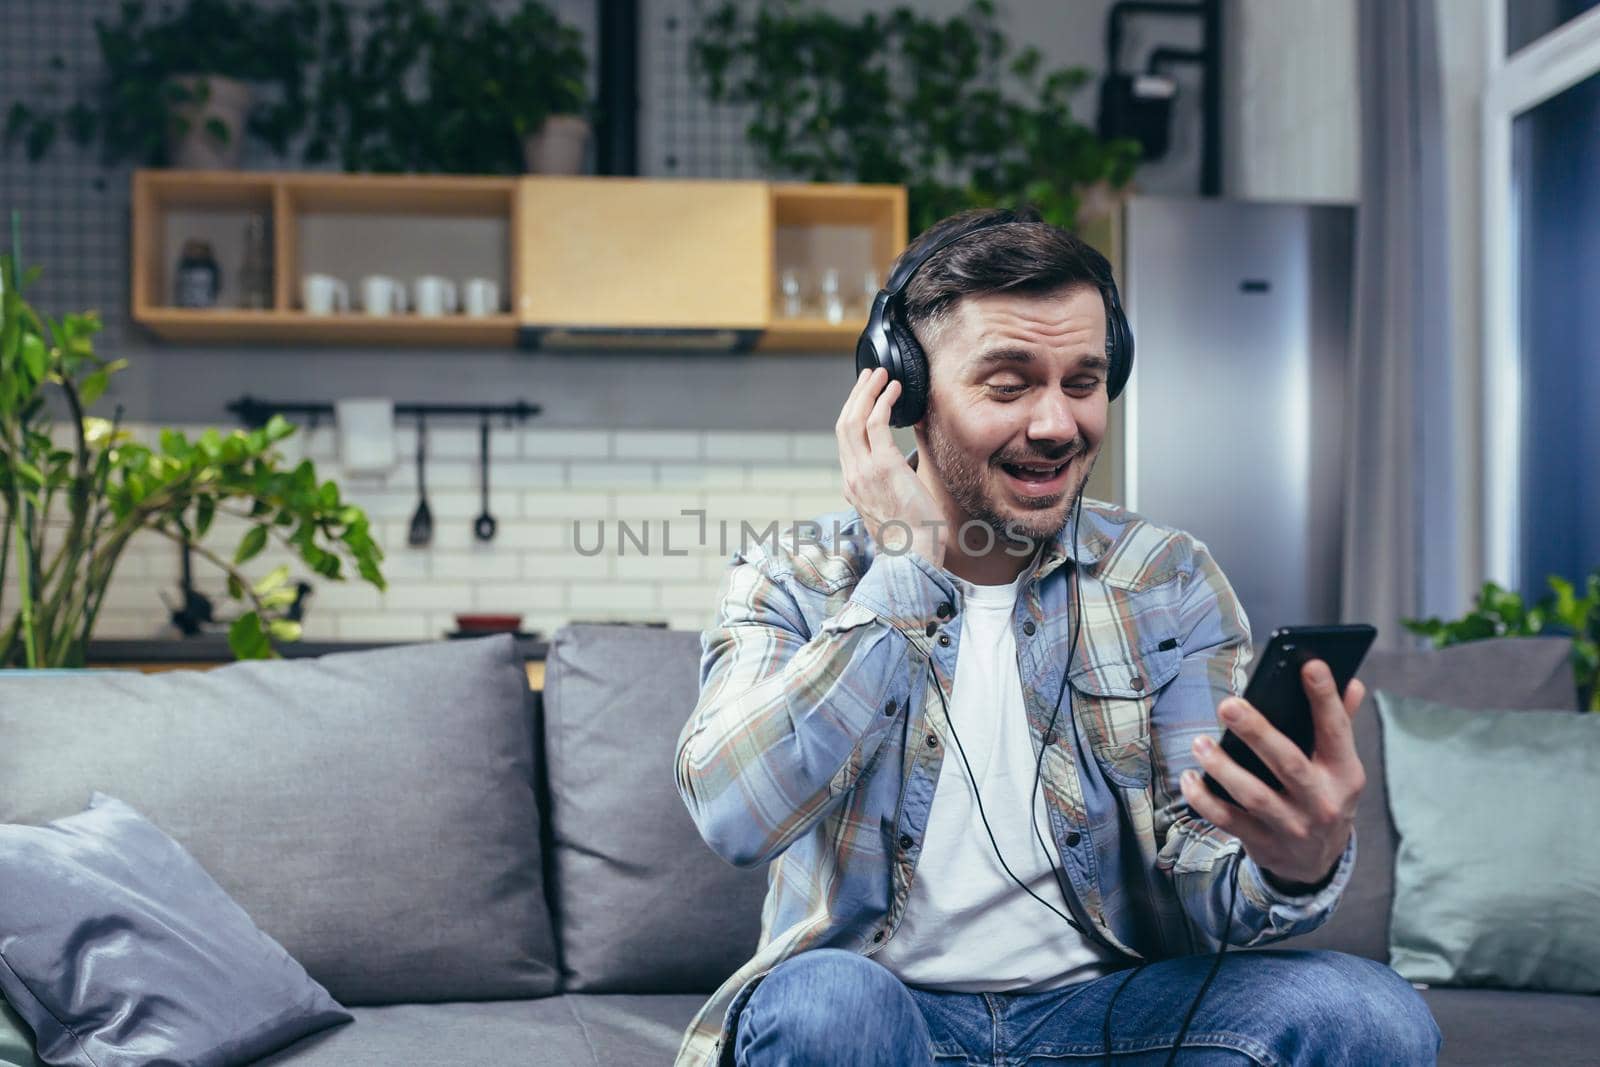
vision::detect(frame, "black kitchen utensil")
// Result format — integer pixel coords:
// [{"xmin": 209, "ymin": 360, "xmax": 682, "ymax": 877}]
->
[
  {"xmin": 474, "ymin": 416, "xmax": 497, "ymax": 541},
  {"xmin": 407, "ymin": 414, "xmax": 433, "ymax": 547}
]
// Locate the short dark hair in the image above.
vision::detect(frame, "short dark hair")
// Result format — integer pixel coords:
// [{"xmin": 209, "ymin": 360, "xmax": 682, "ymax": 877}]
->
[{"xmin": 892, "ymin": 206, "xmax": 1115, "ymax": 352}]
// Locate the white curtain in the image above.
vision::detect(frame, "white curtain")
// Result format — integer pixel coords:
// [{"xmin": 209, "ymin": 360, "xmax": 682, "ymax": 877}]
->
[{"xmin": 1343, "ymin": 0, "xmax": 1463, "ymax": 650}]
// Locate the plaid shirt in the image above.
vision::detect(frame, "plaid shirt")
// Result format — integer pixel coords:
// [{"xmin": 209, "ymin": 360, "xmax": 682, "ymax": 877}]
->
[{"xmin": 673, "ymin": 487, "xmax": 1356, "ymax": 1067}]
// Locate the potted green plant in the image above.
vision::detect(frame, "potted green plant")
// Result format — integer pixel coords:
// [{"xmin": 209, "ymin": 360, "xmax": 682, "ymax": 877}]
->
[
  {"xmin": 0, "ymin": 247, "xmax": 384, "ymax": 668},
  {"xmin": 4, "ymin": 0, "xmax": 316, "ymax": 169},
  {"xmin": 691, "ymin": 0, "xmax": 1140, "ymax": 233},
  {"xmin": 300, "ymin": 0, "xmax": 591, "ymax": 175},
  {"xmin": 1402, "ymin": 574, "xmax": 1600, "ymax": 712}
]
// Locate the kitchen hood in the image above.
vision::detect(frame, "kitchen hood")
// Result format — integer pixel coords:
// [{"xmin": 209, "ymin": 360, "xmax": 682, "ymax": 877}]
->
[{"xmin": 517, "ymin": 325, "xmax": 762, "ymax": 352}]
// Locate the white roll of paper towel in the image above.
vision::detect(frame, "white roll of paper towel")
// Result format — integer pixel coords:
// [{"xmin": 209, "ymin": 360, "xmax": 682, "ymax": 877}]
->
[{"xmin": 334, "ymin": 397, "xmax": 396, "ymax": 473}]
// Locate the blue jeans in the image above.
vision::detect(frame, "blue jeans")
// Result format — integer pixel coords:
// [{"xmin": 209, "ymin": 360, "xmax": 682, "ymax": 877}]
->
[{"xmin": 733, "ymin": 948, "xmax": 1441, "ymax": 1066}]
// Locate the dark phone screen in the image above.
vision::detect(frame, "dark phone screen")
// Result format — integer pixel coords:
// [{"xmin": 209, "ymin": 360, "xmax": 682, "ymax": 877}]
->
[{"xmin": 1202, "ymin": 624, "xmax": 1376, "ymax": 808}]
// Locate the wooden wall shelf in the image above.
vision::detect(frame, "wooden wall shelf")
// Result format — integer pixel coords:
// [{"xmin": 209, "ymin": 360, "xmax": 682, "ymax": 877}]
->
[{"xmin": 130, "ymin": 170, "xmax": 907, "ymax": 353}]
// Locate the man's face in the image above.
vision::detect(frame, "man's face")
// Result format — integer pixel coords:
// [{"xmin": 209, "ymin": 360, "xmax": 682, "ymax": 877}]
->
[{"xmin": 915, "ymin": 284, "xmax": 1110, "ymax": 545}]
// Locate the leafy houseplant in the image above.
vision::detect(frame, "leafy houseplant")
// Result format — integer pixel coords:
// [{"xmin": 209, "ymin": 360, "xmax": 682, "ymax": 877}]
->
[
  {"xmin": 1401, "ymin": 573, "xmax": 1600, "ymax": 712},
  {"xmin": 3, "ymin": 0, "xmax": 317, "ymax": 168},
  {"xmin": 691, "ymin": 0, "xmax": 1142, "ymax": 234},
  {"xmin": 302, "ymin": 0, "xmax": 592, "ymax": 175},
  {"xmin": 0, "ymin": 250, "xmax": 385, "ymax": 667}
]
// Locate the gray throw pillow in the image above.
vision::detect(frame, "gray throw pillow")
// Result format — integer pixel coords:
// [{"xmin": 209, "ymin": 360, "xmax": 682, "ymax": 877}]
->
[
  {"xmin": 0, "ymin": 793, "xmax": 351, "ymax": 1066},
  {"xmin": 0, "ymin": 635, "xmax": 558, "ymax": 1004},
  {"xmin": 1375, "ymin": 691, "xmax": 1600, "ymax": 993},
  {"xmin": 543, "ymin": 624, "xmax": 769, "ymax": 993}
]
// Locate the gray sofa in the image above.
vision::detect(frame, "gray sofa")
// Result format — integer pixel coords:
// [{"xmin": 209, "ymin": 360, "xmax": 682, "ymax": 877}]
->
[{"xmin": 0, "ymin": 626, "xmax": 1593, "ymax": 1065}]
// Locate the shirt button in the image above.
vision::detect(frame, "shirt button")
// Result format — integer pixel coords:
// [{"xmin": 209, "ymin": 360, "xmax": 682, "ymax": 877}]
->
[
  {"xmin": 884, "ymin": 700, "xmax": 897, "ymax": 717},
  {"xmin": 1043, "ymin": 730, "xmax": 1056, "ymax": 745},
  {"xmin": 899, "ymin": 834, "xmax": 914, "ymax": 850},
  {"xmin": 937, "ymin": 633, "xmax": 950, "ymax": 646},
  {"xmin": 926, "ymin": 734, "xmax": 938, "ymax": 748},
  {"xmin": 1065, "ymin": 831, "xmax": 1082, "ymax": 847},
  {"xmin": 1023, "ymin": 620, "xmax": 1036, "ymax": 635},
  {"xmin": 873, "ymin": 931, "xmax": 885, "ymax": 943},
  {"xmin": 1131, "ymin": 675, "xmax": 1145, "ymax": 691},
  {"xmin": 925, "ymin": 620, "xmax": 938, "ymax": 636},
  {"xmin": 936, "ymin": 602, "xmax": 953, "ymax": 619}
]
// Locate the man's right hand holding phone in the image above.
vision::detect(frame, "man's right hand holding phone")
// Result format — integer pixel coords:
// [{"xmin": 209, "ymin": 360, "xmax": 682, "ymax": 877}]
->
[
  {"xmin": 1180, "ymin": 659, "xmax": 1369, "ymax": 894},
  {"xmin": 837, "ymin": 367, "xmax": 947, "ymax": 569}
]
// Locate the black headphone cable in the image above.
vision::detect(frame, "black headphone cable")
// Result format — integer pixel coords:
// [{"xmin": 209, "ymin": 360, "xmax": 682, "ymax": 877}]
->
[{"xmin": 928, "ymin": 487, "xmax": 1240, "ymax": 1065}]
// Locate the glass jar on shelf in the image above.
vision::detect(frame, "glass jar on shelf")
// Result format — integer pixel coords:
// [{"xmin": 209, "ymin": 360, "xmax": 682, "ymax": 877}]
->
[
  {"xmin": 777, "ymin": 265, "xmax": 805, "ymax": 318},
  {"xmin": 819, "ymin": 267, "xmax": 844, "ymax": 325},
  {"xmin": 174, "ymin": 239, "xmax": 220, "ymax": 308}
]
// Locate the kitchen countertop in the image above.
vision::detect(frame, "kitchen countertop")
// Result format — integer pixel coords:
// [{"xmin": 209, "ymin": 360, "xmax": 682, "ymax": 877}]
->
[{"xmin": 86, "ymin": 635, "xmax": 550, "ymax": 664}]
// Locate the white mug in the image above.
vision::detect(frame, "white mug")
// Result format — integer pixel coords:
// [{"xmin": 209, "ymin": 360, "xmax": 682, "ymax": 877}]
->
[
  {"xmin": 360, "ymin": 274, "xmax": 407, "ymax": 316},
  {"xmin": 413, "ymin": 275, "xmax": 459, "ymax": 317},
  {"xmin": 302, "ymin": 273, "xmax": 349, "ymax": 315},
  {"xmin": 462, "ymin": 277, "xmax": 500, "ymax": 317}
]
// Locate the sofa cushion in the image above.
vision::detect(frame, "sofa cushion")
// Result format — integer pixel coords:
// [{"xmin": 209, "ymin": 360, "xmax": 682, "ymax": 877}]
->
[
  {"xmin": 251, "ymin": 995, "xmax": 705, "ymax": 1065},
  {"xmin": 1265, "ymin": 636, "xmax": 1577, "ymax": 962},
  {"xmin": 542, "ymin": 624, "xmax": 768, "ymax": 993},
  {"xmin": 0, "ymin": 793, "xmax": 351, "ymax": 1066},
  {"xmin": 0, "ymin": 635, "xmax": 558, "ymax": 1005},
  {"xmin": 1377, "ymin": 692, "xmax": 1600, "ymax": 993},
  {"xmin": 1418, "ymin": 986, "xmax": 1600, "ymax": 1066}
]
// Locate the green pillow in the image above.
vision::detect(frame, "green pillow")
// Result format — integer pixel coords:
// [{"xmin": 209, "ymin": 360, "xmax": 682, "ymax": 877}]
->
[
  {"xmin": 1375, "ymin": 691, "xmax": 1600, "ymax": 993},
  {"xmin": 0, "ymin": 997, "xmax": 42, "ymax": 1067}
]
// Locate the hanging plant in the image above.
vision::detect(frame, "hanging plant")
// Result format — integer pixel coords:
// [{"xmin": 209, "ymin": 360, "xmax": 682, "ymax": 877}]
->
[{"xmin": 691, "ymin": 0, "xmax": 1142, "ymax": 233}]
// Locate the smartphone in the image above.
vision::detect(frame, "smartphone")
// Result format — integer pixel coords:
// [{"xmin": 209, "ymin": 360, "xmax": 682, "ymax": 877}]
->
[{"xmin": 1201, "ymin": 623, "xmax": 1377, "ymax": 808}]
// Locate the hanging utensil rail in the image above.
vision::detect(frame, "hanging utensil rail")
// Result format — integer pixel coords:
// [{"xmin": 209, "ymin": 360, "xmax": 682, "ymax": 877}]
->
[{"xmin": 226, "ymin": 396, "xmax": 540, "ymax": 429}]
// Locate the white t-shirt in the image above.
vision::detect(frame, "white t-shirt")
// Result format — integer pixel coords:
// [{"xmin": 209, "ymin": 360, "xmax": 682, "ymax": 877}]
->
[{"xmin": 873, "ymin": 565, "xmax": 1122, "ymax": 993}]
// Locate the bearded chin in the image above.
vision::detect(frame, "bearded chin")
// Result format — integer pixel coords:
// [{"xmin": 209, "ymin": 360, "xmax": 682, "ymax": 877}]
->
[{"xmin": 924, "ymin": 413, "xmax": 1090, "ymax": 545}]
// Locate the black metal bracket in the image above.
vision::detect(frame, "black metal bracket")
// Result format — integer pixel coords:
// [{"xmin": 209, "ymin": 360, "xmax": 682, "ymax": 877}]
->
[{"xmin": 226, "ymin": 396, "xmax": 542, "ymax": 430}]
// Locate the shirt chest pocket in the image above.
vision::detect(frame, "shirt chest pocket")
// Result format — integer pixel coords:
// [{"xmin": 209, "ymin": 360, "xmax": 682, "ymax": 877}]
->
[{"xmin": 1065, "ymin": 640, "xmax": 1182, "ymax": 787}]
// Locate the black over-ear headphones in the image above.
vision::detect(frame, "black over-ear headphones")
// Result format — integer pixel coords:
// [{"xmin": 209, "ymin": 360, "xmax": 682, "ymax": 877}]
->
[{"xmin": 854, "ymin": 212, "xmax": 1135, "ymax": 426}]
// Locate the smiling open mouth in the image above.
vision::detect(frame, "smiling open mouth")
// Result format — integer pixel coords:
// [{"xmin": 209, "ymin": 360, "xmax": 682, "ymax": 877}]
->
[{"xmin": 1000, "ymin": 460, "xmax": 1069, "ymax": 483}]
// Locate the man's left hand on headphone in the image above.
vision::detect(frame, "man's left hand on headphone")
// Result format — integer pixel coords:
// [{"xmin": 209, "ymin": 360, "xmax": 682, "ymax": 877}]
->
[{"xmin": 1177, "ymin": 659, "xmax": 1368, "ymax": 892}]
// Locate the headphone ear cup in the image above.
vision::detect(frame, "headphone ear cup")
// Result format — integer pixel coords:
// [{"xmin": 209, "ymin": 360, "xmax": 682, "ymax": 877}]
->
[
  {"xmin": 1106, "ymin": 300, "xmax": 1134, "ymax": 402},
  {"xmin": 888, "ymin": 316, "xmax": 929, "ymax": 427}
]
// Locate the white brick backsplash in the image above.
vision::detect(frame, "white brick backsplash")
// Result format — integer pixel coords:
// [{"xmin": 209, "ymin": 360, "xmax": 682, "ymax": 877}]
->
[
  {"xmin": 703, "ymin": 430, "xmax": 791, "ymax": 462},
  {"xmin": 657, "ymin": 462, "xmax": 747, "ymax": 489},
  {"xmin": 413, "ymin": 489, "xmax": 523, "ymax": 521},
  {"xmin": 668, "ymin": 610, "xmax": 715, "ymax": 632},
  {"xmin": 302, "ymin": 580, "xmax": 385, "ymax": 612},
  {"xmin": 614, "ymin": 552, "xmax": 706, "ymax": 582},
  {"xmin": 660, "ymin": 583, "xmax": 723, "ymax": 610},
  {"xmin": 521, "ymin": 428, "xmax": 610, "ymax": 459},
  {"xmin": 523, "ymin": 551, "xmax": 611, "ymax": 580},
  {"xmin": 569, "ymin": 461, "xmax": 655, "ymax": 489},
  {"xmin": 471, "ymin": 582, "xmax": 566, "ymax": 613},
  {"xmin": 701, "ymin": 492, "xmax": 794, "ymax": 528},
  {"xmin": 613, "ymin": 430, "xmax": 702, "ymax": 460},
  {"xmin": 334, "ymin": 612, "xmax": 432, "ymax": 641},
  {"xmin": 94, "ymin": 580, "xmax": 172, "ymax": 616},
  {"xmin": 379, "ymin": 582, "xmax": 476, "ymax": 612},
  {"xmin": 611, "ymin": 491, "xmax": 704, "ymax": 521},
  {"xmin": 790, "ymin": 432, "xmax": 838, "ymax": 463},
  {"xmin": 423, "ymin": 426, "xmax": 521, "ymax": 460},
  {"xmin": 431, "ymin": 553, "xmax": 523, "ymax": 581},
  {"xmin": 566, "ymin": 582, "xmax": 659, "ymax": 613},
  {"xmin": 522, "ymin": 490, "xmax": 612, "ymax": 519},
  {"xmin": 751, "ymin": 466, "xmax": 839, "ymax": 491}
]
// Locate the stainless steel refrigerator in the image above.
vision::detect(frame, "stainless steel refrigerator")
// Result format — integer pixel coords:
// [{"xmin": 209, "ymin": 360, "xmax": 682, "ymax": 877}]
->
[{"xmin": 1116, "ymin": 197, "xmax": 1356, "ymax": 650}]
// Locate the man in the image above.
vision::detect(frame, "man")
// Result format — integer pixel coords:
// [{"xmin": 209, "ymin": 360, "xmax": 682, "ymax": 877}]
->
[{"xmin": 674, "ymin": 208, "xmax": 1440, "ymax": 1065}]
